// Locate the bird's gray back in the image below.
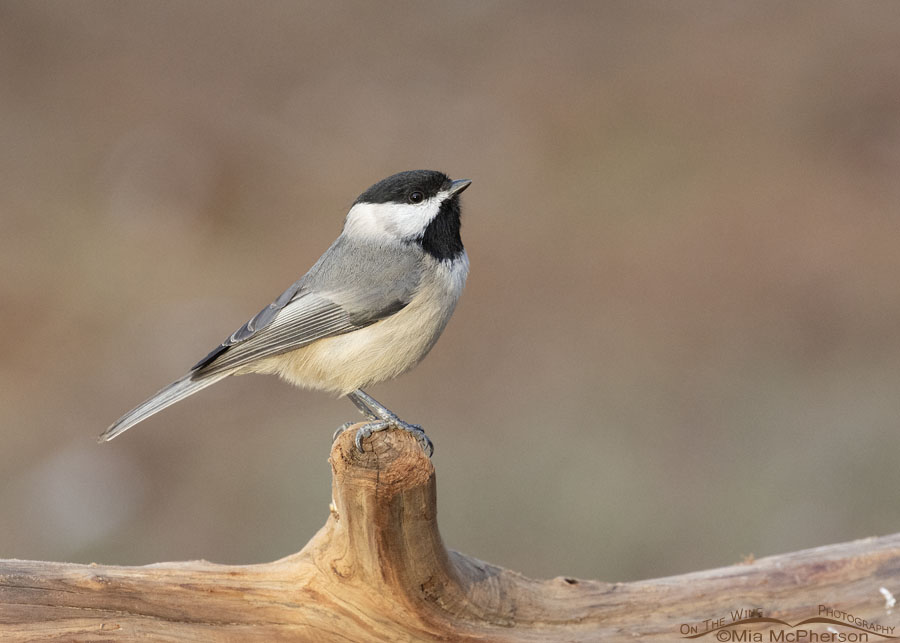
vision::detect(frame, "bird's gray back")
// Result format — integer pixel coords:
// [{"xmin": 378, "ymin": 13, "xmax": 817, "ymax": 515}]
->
[{"xmin": 302, "ymin": 234, "xmax": 424, "ymax": 325}]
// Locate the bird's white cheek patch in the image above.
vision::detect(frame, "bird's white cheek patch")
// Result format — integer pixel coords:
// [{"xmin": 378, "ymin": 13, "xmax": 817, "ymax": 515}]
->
[{"xmin": 344, "ymin": 199, "xmax": 441, "ymax": 241}]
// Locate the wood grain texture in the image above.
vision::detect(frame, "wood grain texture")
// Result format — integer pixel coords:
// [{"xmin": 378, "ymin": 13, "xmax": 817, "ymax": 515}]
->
[{"xmin": 1, "ymin": 426, "xmax": 899, "ymax": 641}]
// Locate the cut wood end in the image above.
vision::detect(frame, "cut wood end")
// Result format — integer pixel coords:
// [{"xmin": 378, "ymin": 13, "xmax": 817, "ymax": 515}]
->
[{"xmin": 330, "ymin": 423, "xmax": 435, "ymax": 488}]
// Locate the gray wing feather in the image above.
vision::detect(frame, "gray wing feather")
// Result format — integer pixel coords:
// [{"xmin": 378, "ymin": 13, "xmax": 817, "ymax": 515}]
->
[
  {"xmin": 192, "ymin": 293, "xmax": 358, "ymax": 376},
  {"xmin": 228, "ymin": 279, "xmax": 304, "ymax": 344},
  {"xmin": 191, "ymin": 277, "xmax": 306, "ymax": 370}
]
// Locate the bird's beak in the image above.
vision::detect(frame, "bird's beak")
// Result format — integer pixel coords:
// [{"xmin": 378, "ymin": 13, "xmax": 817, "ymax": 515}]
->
[{"xmin": 447, "ymin": 178, "xmax": 472, "ymax": 197}]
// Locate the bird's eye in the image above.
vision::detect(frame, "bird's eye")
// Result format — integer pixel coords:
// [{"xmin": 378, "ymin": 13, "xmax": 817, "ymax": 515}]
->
[{"xmin": 408, "ymin": 191, "xmax": 425, "ymax": 204}]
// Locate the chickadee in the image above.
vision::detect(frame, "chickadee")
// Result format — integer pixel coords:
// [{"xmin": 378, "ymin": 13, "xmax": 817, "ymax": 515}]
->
[{"xmin": 99, "ymin": 170, "xmax": 472, "ymax": 455}]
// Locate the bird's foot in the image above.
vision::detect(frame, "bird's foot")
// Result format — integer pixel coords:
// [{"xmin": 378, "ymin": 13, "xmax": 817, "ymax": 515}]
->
[
  {"xmin": 332, "ymin": 419, "xmax": 433, "ymax": 457},
  {"xmin": 339, "ymin": 389, "xmax": 433, "ymax": 456},
  {"xmin": 333, "ymin": 418, "xmax": 433, "ymax": 457}
]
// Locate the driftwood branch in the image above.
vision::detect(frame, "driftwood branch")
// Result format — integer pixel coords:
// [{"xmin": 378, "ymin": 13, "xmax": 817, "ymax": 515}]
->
[{"xmin": 1, "ymin": 426, "xmax": 899, "ymax": 641}]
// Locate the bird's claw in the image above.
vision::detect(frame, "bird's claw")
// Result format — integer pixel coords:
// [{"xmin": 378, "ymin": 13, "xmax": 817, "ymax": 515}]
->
[
  {"xmin": 332, "ymin": 422, "xmax": 355, "ymax": 442},
  {"xmin": 347, "ymin": 419, "xmax": 433, "ymax": 457}
]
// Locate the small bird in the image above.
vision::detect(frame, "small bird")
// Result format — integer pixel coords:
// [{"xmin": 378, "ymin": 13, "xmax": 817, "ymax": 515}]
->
[{"xmin": 99, "ymin": 170, "xmax": 472, "ymax": 455}]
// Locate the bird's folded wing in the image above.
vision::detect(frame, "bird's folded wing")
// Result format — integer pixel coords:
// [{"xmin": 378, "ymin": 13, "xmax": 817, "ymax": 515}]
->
[
  {"xmin": 190, "ymin": 292, "xmax": 364, "ymax": 377},
  {"xmin": 191, "ymin": 237, "xmax": 423, "ymax": 378}
]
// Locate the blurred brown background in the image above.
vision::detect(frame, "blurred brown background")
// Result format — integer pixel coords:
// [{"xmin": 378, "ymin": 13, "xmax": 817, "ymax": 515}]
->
[{"xmin": 2, "ymin": 1, "xmax": 900, "ymax": 583}]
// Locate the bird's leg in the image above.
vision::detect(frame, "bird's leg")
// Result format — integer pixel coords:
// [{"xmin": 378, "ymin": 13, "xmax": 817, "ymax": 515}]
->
[
  {"xmin": 332, "ymin": 391, "xmax": 381, "ymax": 442},
  {"xmin": 347, "ymin": 388, "xmax": 433, "ymax": 457},
  {"xmin": 350, "ymin": 389, "xmax": 403, "ymax": 423},
  {"xmin": 347, "ymin": 391, "xmax": 380, "ymax": 420}
]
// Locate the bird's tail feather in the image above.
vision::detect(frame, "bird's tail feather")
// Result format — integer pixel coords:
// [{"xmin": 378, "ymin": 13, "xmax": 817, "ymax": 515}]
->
[{"xmin": 98, "ymin": 372, "xmax": 229, "ymax": 442}]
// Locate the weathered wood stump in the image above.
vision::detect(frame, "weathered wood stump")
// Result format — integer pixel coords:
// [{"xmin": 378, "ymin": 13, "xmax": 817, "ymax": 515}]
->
[{"xmin": 1, "ymin": 426, "xmax": 899, "ymax": 641}]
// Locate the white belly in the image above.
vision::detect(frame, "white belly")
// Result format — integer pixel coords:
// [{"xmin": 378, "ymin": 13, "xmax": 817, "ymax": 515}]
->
[{"xmin": 252, "ymin": 253, "xmax": 468, "ymax": 395}]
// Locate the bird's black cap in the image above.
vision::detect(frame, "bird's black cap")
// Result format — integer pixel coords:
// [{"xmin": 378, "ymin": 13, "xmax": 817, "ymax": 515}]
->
[{"xmin": 355, "ymin": 170, "xmax": 452, "ymax": 205}]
